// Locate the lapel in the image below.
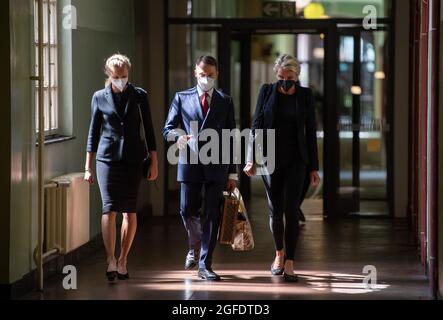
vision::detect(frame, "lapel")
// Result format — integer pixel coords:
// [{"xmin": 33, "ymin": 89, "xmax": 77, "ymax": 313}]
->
[
  {"xmin": 264, "ymin": 83, "xmax": 278, "ymax": 128},
  {"xmin": 191, "ymin": 87, "xmax": 205, "ymax": 125},
  {"xmin": 295, "ymin": 85, "xmax": 304, "ymax": 127},
  {"xmin": 124, "ymin": 84, "xmax": 136, "ymax": 118}
]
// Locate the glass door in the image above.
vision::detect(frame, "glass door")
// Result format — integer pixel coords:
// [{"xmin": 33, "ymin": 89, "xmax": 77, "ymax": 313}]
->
[{"xmin": 337, "ymin": 28, "xmax": 390, "ymax": 216}]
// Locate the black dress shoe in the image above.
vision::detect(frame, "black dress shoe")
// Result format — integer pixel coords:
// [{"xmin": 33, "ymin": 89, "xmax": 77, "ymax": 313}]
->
[
  {"xmin": 185, "ymin": 250, "xmax": 199, "ymax": 270},
  {"xmin": 198, "ymin": 268, "xmax": 221, "ymax": 281},
  {"xmin": 283, "ymin": 272, "xmax": 299, "ymax": 282},
  {"xmin": 117, "ymin": 272, "xmax": 130, "ymax": 280},
  {"xmin": 106, "ymin": 271, "xmax": 117, "ymax": 282}
]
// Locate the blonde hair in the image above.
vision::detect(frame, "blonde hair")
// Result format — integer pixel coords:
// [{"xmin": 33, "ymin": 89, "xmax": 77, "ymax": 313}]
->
[
  {"xmin": 273, "ymin": 54, "xmax": 301, "ymax": 79},
  {"xmin": 104, "ymin": 53, "xmax": 131, "ymax": 86}
]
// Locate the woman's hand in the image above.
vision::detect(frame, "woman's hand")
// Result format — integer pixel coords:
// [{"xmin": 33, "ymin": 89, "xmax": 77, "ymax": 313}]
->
[
  {"xmin": 243, "ymin": 162, "xmax": 256, "ymax": 177},
  {"xmin": 147, "ymin": 151, "xmax": 158, "ymax": 181},
  {"xmin": 310, "ymin": 171, "xmax": 321, "ymax": 187},
  {"xmin": 84, "ymin": 169, "xmax": 94, "ymax": 185}
]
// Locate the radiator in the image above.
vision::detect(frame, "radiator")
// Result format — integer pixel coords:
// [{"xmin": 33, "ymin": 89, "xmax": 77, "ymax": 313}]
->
[{"xmin": 44, "ymin": 173, "xmax": 90, "ymax": 254}]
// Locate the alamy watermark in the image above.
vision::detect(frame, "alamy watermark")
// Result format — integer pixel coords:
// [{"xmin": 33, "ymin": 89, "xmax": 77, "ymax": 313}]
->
[
  {"xmin": 62, "ymin": 5, "xmax": 77, "ymax": 30},
  {"xmin": 166, "ymin": 122, "xmax": 276, "ymax": 175},
  {"xmin": 363, "ymin": 5, "xmax": 378, "ymax": 30},
  {"xmin": 362, "ymin": 265, "xmax": 377, "ymax": 289},
  {"xmin": 62, "ymin": 265, "xmax": 77, "ymax": 290}
]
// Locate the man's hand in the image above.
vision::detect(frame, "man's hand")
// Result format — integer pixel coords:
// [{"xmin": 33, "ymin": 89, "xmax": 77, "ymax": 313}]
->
[
  {"xmin": 177, "ymin": 135, "xmax": 193, "ymax": 150},
  {"xmin": 311, "ymin": 171, "xmax": 321, "ymax": 187},
  {"xmin": 243, "ymin": 162, "xmax": 255, "ymax": 177},
  {"xmin": 226, "ymin": 179, "xmax": 236, "ymax": 194}
]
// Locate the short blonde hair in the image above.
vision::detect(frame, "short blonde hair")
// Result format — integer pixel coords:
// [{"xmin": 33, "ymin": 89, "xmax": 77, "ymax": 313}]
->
[
  {"xmin": 273, "ymin": 54, "xmax": 301, "ymax": 78},
  {"xmin": 104, "ymin": 53, "xmax": 131, "ymax": 86}
]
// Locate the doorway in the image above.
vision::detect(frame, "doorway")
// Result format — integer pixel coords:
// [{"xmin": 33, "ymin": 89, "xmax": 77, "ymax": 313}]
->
[{"xmin": 165, "ymin": 20, "xmax": 393, "ymax": 219}]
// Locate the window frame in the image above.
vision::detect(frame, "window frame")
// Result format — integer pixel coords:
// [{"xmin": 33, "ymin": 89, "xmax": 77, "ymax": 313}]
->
[{"xmin": 34, "ymin": 0, "xmax": 59, "ymax": 135}]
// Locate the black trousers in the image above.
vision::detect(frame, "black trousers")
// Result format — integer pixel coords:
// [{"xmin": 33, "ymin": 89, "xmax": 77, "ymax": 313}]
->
[{"xmin": 262, "ymin": 158, "xmax": 307, "ymax": 260}]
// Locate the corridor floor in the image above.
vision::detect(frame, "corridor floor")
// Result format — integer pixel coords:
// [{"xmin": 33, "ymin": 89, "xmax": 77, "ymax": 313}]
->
[{"xmin": 23, "ymin": 197, "xmax": 430, "ymax": 300}]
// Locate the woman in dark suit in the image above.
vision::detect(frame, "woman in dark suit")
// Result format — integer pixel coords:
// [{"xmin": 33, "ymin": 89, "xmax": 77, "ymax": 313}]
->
[
  {"xmin": 84, "ymin": 54, "xmax": 158, "ymax": 282},
  {"xmin": 244, "ymin": 54, "xmax": 320, "ymax": 282}
]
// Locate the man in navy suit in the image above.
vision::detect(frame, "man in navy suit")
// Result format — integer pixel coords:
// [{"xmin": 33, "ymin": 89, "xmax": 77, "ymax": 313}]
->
[{"xmin": 163, "ymin": 56, "xmax": 238, "ymax": 281}]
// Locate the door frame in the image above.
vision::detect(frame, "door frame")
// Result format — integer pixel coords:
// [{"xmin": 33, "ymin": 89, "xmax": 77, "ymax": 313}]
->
[{"xmin": 164, "ymin": 5, "xmax": 395, "ymax": 219}]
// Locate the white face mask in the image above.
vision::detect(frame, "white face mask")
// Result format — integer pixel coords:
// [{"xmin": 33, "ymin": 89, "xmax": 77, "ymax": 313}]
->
[
  {"xmin": 197, "ymin": 76, "xmax": 215, "ymax": 92},
  {"xmin": 111, "ymin": 77, "xmax": 128, "ymax": 92}
]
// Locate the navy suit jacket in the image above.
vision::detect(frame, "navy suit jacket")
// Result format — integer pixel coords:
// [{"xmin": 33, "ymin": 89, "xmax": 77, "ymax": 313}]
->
[
  {"xmin": 163, "ymin": 87, "xmax": 238, "ymax": 183},
  {"xmin": 248, "ymin": 82, "xmax": 319, "ymax": 171},
  {"xmin": 86, "ymin": 84, "xmax": 157, "ymax": 164}
]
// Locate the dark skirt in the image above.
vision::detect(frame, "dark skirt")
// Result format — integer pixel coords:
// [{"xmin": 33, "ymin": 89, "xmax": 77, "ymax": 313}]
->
[{"xmin": 96, "ymin": 160, "xmax": 143, "ymax": 214}]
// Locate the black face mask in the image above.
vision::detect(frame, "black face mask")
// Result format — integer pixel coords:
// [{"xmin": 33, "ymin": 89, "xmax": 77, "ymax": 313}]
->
[{"xmin": 278, "ymin": 80, "xmax": 296, "ymax": 92}]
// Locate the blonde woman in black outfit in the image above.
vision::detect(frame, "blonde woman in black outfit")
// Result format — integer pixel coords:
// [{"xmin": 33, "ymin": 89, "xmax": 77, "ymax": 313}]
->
[
  {"xmin": 244, "ymin": 54, "xmax": 320, "ymax": 282},
  {"xmin": 84, "ymin": 54, "xmax": 158, "ymax": 282}
]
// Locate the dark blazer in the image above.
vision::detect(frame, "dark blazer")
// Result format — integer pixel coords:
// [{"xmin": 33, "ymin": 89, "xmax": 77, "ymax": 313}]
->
[
  {"xmin": 163, "ymin": 86, "xmax": 238, "ymax": 183},
  {"xmin": 248, "ymin": 82, "xmax": 319, "ymax": 171},
  {"xmin": 86, "ymin": 83, "xmax": 157, "ymax": 164}
]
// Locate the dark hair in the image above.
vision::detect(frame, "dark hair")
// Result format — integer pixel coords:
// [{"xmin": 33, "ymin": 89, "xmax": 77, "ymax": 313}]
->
[{"xmin": 195, "ymin": 55, "xmax": 218, "ymax": 70}]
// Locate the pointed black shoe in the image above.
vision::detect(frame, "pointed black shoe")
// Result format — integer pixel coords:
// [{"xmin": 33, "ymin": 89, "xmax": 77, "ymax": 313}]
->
[
  {"xmin": 283, "ymin": 272, "xmax": 299, "ymax": 282},
  {"xmin": 198, "ymin": 268, "xmax": 221, "ymax": 281}
]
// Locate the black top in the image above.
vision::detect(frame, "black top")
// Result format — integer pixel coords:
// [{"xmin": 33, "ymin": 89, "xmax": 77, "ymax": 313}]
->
[
  {"xmin": 112, "ymin": 88, "xmax": 130, "ymax": 118},
  {"xmin": 249, "ymin": 83, "xmax": 319, "ymax": 171},
  {"xmin": 275, "ymin": 91, "xmax": 301, "ymax": 162}
]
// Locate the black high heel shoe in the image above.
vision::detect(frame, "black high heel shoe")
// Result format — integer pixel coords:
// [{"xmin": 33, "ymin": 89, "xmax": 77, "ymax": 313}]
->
[
  {"xmin": 271, "ymin": 256, "xmax": 285, "ymax": 276},
  {"xmin": 117, "ymin": 259, "xmax": 130, "ymax": 280},
  {"xmin": 117, "ymin": 272, "xmax": 130, "ymax": 280},
  {"xmin": 106, "ymin": 271, "xmax": 117, "ymax": 282},
  {"xmin": 283, "ymin": 272, "xmax": 299, "ymax": 282}
]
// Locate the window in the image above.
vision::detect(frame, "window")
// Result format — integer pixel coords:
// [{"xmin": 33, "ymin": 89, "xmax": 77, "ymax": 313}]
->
[{"xmin": 34, "ymin": 0, "xmax": 58, "ymax": 133}]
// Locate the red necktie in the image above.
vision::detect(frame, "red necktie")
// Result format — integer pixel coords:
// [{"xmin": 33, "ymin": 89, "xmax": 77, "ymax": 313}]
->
[{"xmin": 201, "ymin": 92, "xmax": 209, "ymax": 117}]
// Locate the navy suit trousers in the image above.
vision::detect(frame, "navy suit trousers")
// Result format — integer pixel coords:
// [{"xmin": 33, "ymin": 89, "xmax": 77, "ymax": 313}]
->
[{"xmin": 180, "ymin": 181, "xmax": 225, "ymax": 270}]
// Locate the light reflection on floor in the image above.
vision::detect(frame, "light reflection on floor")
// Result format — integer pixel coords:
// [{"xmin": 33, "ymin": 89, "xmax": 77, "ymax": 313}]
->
[{"xmin": 133, "ymin": 270, "xmax": 389, "ymax": 296}]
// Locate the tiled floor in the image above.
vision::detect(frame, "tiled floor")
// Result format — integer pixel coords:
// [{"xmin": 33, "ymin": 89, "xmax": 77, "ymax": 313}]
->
[{"xmin": 23, "ymin": 196, "xmax": 430, "ymax": 300}]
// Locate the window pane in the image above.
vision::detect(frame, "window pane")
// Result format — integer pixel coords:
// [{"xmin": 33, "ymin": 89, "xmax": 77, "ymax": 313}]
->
[
  {"xmin": 51, "ymin": 88, "xmax": 58, "ymax": 130},
  {"xmin": 34, "ymin": 0, "xmax": 38, "ymax": 42},
  {"xmin": 43, "ymin": 1, "xmax": 49, "ymax": 44},
  {"xmin": 50, "ymin": 46, "xmax": 57, "ymax": 86},
  {"xmin": 44, "ymin": 88, "xmax": 50, "ymax": 131},
  {"xmin": 50, "ymin": 1, "xmax": 57, "ymax": 45},
  {"xmin": 43, "ymin": 46, "xmax": 49, "ymax": 87},
  {"xmin": 359, "ymin": 30, "xmax": 388, "ymax": 200},
  {"xmin": 338, "ymin": 36, "xmax": 354, "ymax": 190}
]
